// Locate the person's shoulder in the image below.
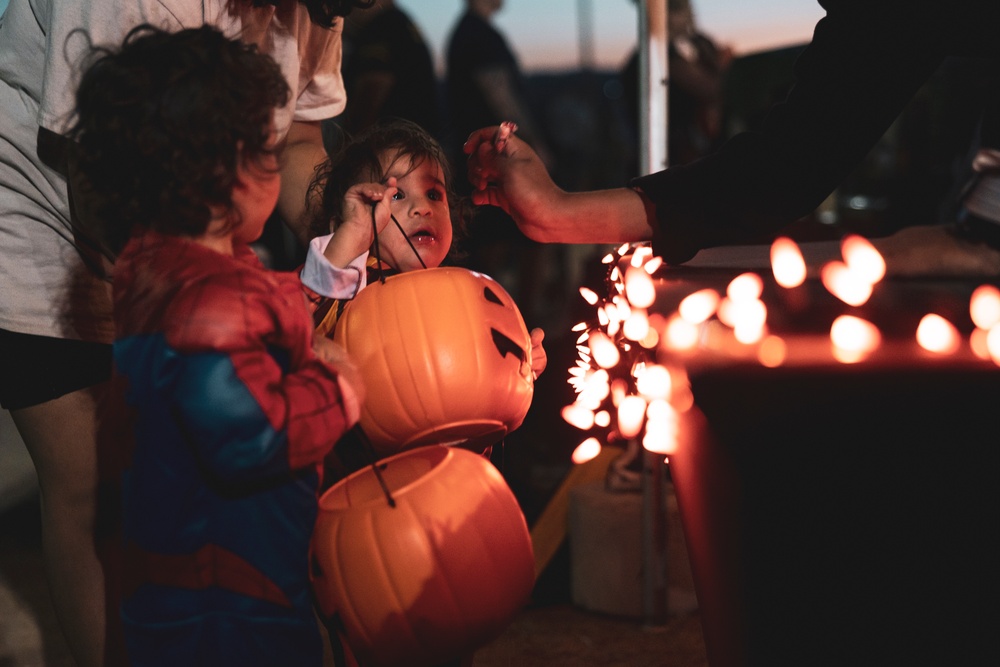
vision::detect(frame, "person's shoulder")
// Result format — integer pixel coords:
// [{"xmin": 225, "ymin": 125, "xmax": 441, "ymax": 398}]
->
[{"xmin": 162, "ymin": 259, "xmax": 283, "ymax": 353}]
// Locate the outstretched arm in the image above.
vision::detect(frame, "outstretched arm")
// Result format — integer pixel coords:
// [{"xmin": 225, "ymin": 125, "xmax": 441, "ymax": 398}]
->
[{"xmin": 464, "ymin": 126, "xmax": 654, "ymax": 245}]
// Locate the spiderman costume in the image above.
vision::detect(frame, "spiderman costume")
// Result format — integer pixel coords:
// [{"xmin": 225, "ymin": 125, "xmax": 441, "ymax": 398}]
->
[{"xmin": 109, "ymin": 230, "xmax": 355, "ymax": 666}]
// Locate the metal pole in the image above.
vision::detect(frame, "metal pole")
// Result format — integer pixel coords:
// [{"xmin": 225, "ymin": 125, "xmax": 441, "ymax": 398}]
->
[
  {"xmin": 638, "ymin": 0, "xmax": 669, "ymax": 175},
  {"xmin": 639, "ymin": 1, "xmax": 670, "ymax": 627}
]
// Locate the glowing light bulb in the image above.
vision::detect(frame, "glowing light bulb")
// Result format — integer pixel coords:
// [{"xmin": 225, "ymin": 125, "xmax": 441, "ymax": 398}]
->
[
  {"xmin": 821, "ymin": 261, "xmax": 873, "ymax": 307},
  {"xmin": 770, "ymin": 236, "xmax": 807, "ymax": 288},
  {"xmin": 970, "ymin": 284, "xmax": 1000, "ymax": 330},
  {"xmin": 830, "ymin": 315, "xmax": 880, "ymax": 363},
  {"xmin": 916, "ymin": 313, "xmax": 960, "ymax": 355},
  {"xmin": 662, "ymin": 314, "xmax": 699, "ymax": 351},
  {"xmin": 841, "ymin": 234, "xmax": 886, "ymax": 285},
  {"xmin": 622, "ymin": 311, "xmax": 650, "ymax": 341},
  {"xmin": 579, "ymin": 287, "xmax": 599, "ymax": 305},
  {"xmin": 617, "ymin": 395, "xmax": 647, "ymax": 438},
  {"xmin": 588, "ymin": 331, "xmax": 620, "ymax": 369},
  {"xmin": 572, "ymin": 437, "xmax": 602, "ymax": 464},
  {"xmin": 635, "ymin": 364, "xmax": 672, "ymax": 400},
  {"xmin": 624, "ymin": 265, "xmax": 656, "ymax": 308},
  {"xmin": 727, "ymin": 272, "xmax": 764, "ymax": 301},
  {"xmin": 678, "ymin": 288, "xmax": 720, "ymax": 324},
  {"xmin": 561, "ymin": 403, "xmax": 595, "ymax": 430}
]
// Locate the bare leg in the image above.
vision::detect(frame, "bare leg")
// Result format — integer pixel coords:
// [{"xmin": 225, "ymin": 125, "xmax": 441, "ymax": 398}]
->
[{"xmin": 12, "ymin": 383, "xmax": 110, "ymax": 667}]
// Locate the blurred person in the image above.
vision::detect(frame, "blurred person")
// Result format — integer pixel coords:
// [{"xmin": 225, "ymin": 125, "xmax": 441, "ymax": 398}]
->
[
  {"xmin": 621, "ymin": 0, "xmax": 733, "ymax": 169},
  {"xmin": 464, "ymin": 0, "xmax": 1000, "ymax": 277},
  {"xmin": 0, "ymin": 1, "xmax": 368, "ymax": 664},
  {"xmin": 337, "ymin": 0, "xmax": 443, "ymax": 138}
]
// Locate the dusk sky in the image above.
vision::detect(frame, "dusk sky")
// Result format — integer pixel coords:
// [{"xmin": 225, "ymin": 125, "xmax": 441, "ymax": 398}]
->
[
  {"xmin": 0, "ymin": 1, "xmax": 825, "ymax": 71},
  {"xmin": 397, "ymin": 0, "xmax": 826, "ymax": 74}
]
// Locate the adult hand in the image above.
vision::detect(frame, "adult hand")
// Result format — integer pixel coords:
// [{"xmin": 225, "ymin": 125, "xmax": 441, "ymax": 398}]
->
[
  {"xmin": 463, "ymin": 126, "xmax": 566, "ymax": 242},
  {"xmin": 464, "ymin": 126, "xmax": 655, "ymax": 246}
]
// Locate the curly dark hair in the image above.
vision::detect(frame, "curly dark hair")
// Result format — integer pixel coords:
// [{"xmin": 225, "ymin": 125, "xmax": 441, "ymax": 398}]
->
[
  {"xmin": 309, "ymin": 118, "xmax": 469, "ymax": 262},
  {"xmin": 68, "ymin": 24, "xmax": 290, "ymax": 254}
]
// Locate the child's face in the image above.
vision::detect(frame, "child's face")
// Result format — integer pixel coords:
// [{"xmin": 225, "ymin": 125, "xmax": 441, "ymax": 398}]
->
[
  {"xmin": 232, "ymin": 129, "xmax": 281, "ymax": 246},
  {"xmin": 376, "ymin": 151, "xmax": 452, "ymax": 272}
]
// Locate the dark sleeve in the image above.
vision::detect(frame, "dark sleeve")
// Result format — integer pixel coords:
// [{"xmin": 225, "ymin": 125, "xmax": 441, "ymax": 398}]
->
[{"xmin": 632, "ymin": 2, "xmax": 945, "ymax": 264}]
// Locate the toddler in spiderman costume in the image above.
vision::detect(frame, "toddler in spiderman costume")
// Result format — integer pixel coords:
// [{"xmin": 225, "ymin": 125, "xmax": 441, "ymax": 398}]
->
[{"xmin": 69, "ymin": 25, "xmax": 368, "ymax": 666}]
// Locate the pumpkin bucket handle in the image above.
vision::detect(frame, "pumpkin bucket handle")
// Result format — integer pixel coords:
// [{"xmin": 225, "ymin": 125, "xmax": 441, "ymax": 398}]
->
[{"xmin": 351, "ymin": 423, "xmax": 397, "ymax": 508}]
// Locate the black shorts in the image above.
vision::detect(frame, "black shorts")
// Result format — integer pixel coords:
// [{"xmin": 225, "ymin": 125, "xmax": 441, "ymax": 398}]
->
[{"xmin": 0, "ymin": 328, "xmax": 112, "ymax": 410}]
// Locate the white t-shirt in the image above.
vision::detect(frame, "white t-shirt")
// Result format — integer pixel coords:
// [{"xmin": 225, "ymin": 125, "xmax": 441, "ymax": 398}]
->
[{"xmin": 0, "ymin": 0, "xmax": 346, "ymax": 341}]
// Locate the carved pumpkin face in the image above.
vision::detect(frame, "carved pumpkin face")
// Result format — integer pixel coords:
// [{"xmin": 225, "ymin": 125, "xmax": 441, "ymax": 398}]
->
[
  {"xmin": 310, "ymin": 445, "xmax": 535, "ymax": 667},
  {"xmin": 334, "ymin": 267, "xmax": 534, "ymax": 456}
]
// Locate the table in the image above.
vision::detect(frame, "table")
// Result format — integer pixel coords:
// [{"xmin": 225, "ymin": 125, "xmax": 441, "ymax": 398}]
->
[{"xmin": 654, "ymin": 244, "xmax": 1000, "ymax": 666}]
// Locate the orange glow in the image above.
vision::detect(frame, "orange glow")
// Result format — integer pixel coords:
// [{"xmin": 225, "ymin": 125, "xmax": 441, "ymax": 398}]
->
[
  {"xmin": 757, "ymin": 335, "xmax": 787, "ymax": 367},
  {"xmin": 970, "ymin": 327, "xmax": 990, "ymax": 360},
  {"xmin": 678, "ymin": 288, "xmax": 720, "ymax": 324},
  {"xmin": 970, "ymin": 284, "xmax": 1000, "ymax": 330},
  {"xmin": 821, "ymin": 261, "xmax": 873, "ymax": 306},
  {"xmin": 643, "ymin": 256, "xmax": 664, "ymax": 274},
  {"xmin": 727, "ymin": 272, "xmax": 764, "ymax": 301},
  {"xmin": 617, "ymin": 395, "xmax": 647, "ymax": 438},
  {"xmin": 624, "ymin": 266, "xmax": 656, "ymax": 308},
  {"xmin": 572, "ymin": 437, "xmax": 603, "ymax": 464},
  {"xmin": 830, "ymin": 315, "xmax": 881, "ymax": 362},
  {"xmin": 639, "ymin": 326, "xmax": 660, "ymax": 349},
  {"xmin": 588, "ymin": 331, "xmax": 620, "ymax": 369},
  {"xmin": 630, "ymin": 246, "xmax": 653, "ymax": 267},
  {"xmin": 636, "ymin": 364, "xmax": 672, "ymax": 400},
  {"xmin": 987, "ymin": 326, "xmax": 1000, "ymax": 366},
  {"xmin": 841, "ymin": 234, "xmax": 886, "ymax": 284},
  {"xmin": 561, "ymin": 403, "xmax": 595, "ymax": 430},
  {"xmin": 594, "ymin": 410, "xmax": 611, "ymax": 427},
  {"xmin": 770, "ymin": 237, "xmax": 807, "ymax": 288},
  {"xmin": 622, "ymin": 311, "xmax": 650, "ymax": 342},
  {"xmin": 916, "ymin": 314, "xmax": 960, "ymax": 355},
  {"xmin": 662, "ymin": 314, "xmax": 700, "ymax": 350}
]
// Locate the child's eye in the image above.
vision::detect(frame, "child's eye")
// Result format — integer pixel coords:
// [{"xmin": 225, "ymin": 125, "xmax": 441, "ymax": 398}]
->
[
  {"xmin": 427, "ymin": 189, "xmax": 444, "ymax": 202},
  {"xmin": 392, "ymin": 189, "xmax": 404, "ymax": 201}
]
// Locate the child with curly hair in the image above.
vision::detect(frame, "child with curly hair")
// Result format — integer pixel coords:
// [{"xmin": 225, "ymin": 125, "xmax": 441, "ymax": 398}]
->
[{"xmin": 70, "ymin": 24, "xmax": 366, "ymax": 666}]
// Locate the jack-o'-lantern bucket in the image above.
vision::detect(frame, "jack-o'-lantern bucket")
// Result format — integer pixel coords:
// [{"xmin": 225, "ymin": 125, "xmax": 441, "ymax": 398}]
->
[
  {"xmin": 310, "ymin": 445, "xmax": 535, "ymax": 667},
  {"xmin": 333, "ymin": 267, "xmax": 534, "ymax": 456}
]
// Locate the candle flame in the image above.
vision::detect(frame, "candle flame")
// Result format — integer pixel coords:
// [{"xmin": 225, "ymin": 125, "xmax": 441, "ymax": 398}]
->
[
  {"xmin": 916, "ymin": 313, "xmax": 960, "ymax": 355},
  {"xmin": 821, "ymin": 261, "xmax": 873, "ymax": 306},
  {"xmin": 970, "ymin": 284, "xmax": 1000, "ymax": 330},
  {"xmin": 770, "ymin": 237, "xmax": 807, "ymax": 288},
  {"xmin": 572, "ymin": 437, "xmax": 603, "ymax": 464},
  {"xmin": 841, "ymin": 234, "xmax": 886, "ymax": 285}
]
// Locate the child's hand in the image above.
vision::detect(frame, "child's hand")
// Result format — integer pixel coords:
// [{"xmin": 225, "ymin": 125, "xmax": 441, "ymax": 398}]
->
[
  {"xmin": 322, "ymin": 177, "xmax": 397, "ymax": 268},
  {"xmin": 313, "ymin": 333, "xmax": 366, "ymax": 424},
  {"xmin": 529, "ymin": 328, "xmax": 547, "ymax": 380}
]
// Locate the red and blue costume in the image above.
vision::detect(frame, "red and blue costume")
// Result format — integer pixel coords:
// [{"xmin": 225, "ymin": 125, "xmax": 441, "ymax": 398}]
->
[{"xmin": 109, "ymin": 230, "xmax": 354, "ymax": 666}]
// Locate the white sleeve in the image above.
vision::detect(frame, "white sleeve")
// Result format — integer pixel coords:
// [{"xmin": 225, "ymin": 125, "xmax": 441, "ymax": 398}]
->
[{"xmin": 301, "ymin": 234, "xmax": 368, "ymax": 299}]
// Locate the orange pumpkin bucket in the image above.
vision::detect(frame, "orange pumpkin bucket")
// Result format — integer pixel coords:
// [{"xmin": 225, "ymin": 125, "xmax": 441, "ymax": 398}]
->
[
  {"xmin": 310, "ymin": 445, "xmax": 535, "ymax": 667},
  {"xmin": 333, "ymin": 267, "xmax": 534, "ymax": 456}
]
